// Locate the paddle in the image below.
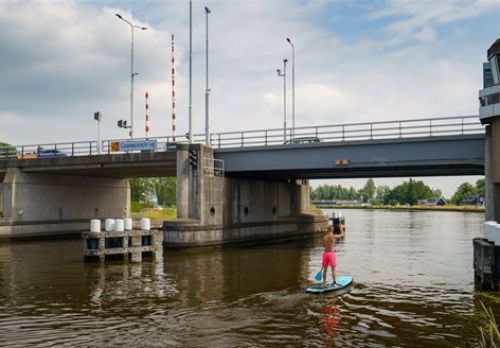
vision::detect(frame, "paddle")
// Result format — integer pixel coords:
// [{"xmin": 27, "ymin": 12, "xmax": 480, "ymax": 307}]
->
[{"xmin": 314, "ymin": 267, "xmax": 323, "ymax": 281}]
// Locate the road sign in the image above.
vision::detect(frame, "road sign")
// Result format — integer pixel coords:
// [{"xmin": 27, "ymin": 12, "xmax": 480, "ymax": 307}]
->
[{"xmin": 117, "ymin": 140, "xmax": 158, "ymax": 152}]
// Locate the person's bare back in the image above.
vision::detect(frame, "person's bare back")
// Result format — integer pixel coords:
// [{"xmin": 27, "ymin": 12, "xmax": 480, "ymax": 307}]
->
[{"xmin": 323, "ymin": 230, "xmax": 335, "ymax": 252}]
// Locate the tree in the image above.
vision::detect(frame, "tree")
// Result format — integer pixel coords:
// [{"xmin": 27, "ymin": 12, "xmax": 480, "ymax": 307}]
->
[
  {"xmin": 153, "ymin": 177, "xmax": 176, "ymax": 207},
  {"xmin": 130, "ymin": 178, "xmax": 153, "ymax": 202},
  {"xmin": 451, "ymin": 182, "xmax": 476, "ymax": 205},
  {"xmin": 0, "ymin": 142, "xmax": 16, "ymax": 157},
  {"xmin": 360, "ymin": 178, "xmax": 376, "ymax": 203},
  {"xmin": 476, "ymin": 178, "xmax": 485, "ymax": 197},
  {"xmin": 374, "ymin": 185, "xmax": 391, "ymax": 205}
]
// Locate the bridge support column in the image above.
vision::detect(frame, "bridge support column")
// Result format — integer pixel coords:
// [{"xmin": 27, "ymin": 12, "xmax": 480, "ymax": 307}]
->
[
  {"xmin": 0, "ymin": 168, "xmax": 130, "ymax": 238},
  {"xmin": 485, "ymin": 121, "xmax": 500, "ymax": 222},
  {"xmin": 164, "ymin": 144, "xmax": 327, "ymax": 247}
]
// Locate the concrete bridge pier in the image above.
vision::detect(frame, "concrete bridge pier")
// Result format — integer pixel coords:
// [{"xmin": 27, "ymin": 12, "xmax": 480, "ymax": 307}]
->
[
  {"xmin": 484, "ymin": 122, "xmax": 500, "ymax": 221},
  {"xmin": 164, "ymin": 144, "xmax": 328, "ymax": 247},
  {"xmin": 0, "ymin": 168, "xmax": 130, "ymax": 238},
  {"xmin": 477, "ymin": 38, "xmax": 500, "ymax": 290}
]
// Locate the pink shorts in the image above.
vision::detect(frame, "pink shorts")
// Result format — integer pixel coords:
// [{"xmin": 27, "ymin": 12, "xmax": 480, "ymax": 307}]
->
[{"xmin": 322, "ymin": 251, "xmax": 337, "ymax": 267}]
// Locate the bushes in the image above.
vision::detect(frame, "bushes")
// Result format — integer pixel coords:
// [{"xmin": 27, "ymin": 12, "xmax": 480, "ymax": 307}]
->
[
  {"xmin": 131, "ymin": 201, "xmax": 153, "ymax": 213},
  {"xmin": 478, "ymin": 301, "xmax": 500, "ymax": 348}
]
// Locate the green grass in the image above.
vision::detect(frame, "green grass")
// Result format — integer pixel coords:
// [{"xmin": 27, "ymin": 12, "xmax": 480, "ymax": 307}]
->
[
  {"xmin": 140, "ymin": 207, "xmax": 177, "ymax": 221},
  {"xmin": 131, "ymin": 201, "xmax": 154, "ymax": 213},
  {"xmin": 0, "ymin": 211, "xmax": 3, "ymax": 218},
  {"xmin": 477, "ymin": 301, "xmax": 500, "ymax": 348},
  {"xmin": 316, "ymin": 204, "xmax": 484, "ymax": 213}
]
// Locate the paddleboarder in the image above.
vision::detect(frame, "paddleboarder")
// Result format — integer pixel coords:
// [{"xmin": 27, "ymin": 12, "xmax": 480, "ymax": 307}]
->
[{"xmin": 322, "ymin": 222, "xmax": 343, "ymax": 288}]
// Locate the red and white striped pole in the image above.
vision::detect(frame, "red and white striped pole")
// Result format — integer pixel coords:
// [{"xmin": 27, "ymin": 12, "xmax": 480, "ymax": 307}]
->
[
  {"xmin": 145, "ymin": 91, "xmax": 150, "ymax": 139},
  {"xmin": 171, "ymin": 34, "xmax": 176, "ymax": 142}
]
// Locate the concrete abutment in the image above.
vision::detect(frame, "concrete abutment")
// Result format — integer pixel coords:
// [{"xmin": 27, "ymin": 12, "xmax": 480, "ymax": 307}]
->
[
  {"xmin": 0, "ymin": 168, "xmax": 130, "ymax": 238},
  {"xmin": 164, "ymin": 144, "xmax": 328, "ymax": 247}
]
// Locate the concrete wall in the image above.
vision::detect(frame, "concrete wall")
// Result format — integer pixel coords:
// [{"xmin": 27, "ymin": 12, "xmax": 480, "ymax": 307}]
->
[
  {"xmin": 0, "ymin": 168, "xmax": 130, "ymax": 238},
  {"xmin": 165, "ymin": 144, "xmax": 327, "ymax": 247}
]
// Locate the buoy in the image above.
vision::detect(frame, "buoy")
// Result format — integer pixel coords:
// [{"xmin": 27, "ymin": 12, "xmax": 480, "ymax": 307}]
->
[
  {"xmin": 105, "ymin": 218, "xmax": 115, "ymax": 232},
  {"xmin": 141, "ymin": 218, "xmax": 151, "ymax": 231},
  {"xmin": 90, "ymin": 219, "xmax": 101, "ymax": 233},
  {"xmin": 115, "ymin": 219, "xmax": 125, "ymax": 232},
  {"xmin": 124, "ymin": 218, "xmax": 133, "ymax": 231}
]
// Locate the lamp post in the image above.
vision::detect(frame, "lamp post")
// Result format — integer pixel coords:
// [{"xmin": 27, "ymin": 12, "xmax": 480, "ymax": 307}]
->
[
  {"xmin": 286, "ymin": 37, "xmax": 295, "ymax": 138},
  {"xmin": 115, "ymin": 13, "xmax": 147, "ymax": 139},
  {"xmin": 94, "ymin": 112, "xmax": 101, "ymax": 154},
  {"xmin": 277, "ymin": 59, "xmax": 287, "ymax": 141},
  {"xmin": 188, "ymin": 0, "xmax": 193, "ymax": 143},
  {"xmin": 204, "ymin": 6, "xmax": 211, "ymax": 146}
]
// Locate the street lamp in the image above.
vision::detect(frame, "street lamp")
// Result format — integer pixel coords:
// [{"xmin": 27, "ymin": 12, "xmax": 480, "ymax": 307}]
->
[
  {"xmin": 204, "ymin": 6, "xmax": 211, "ymax": 146},
  {"xmin": 188, "ymin": 0, "xmax": 193, "ymax": 143},
  {"xmin": 115, "ymin": 13, "xmax": 147, "ymax": 139},
  {"xmin": 277, "ymin": 59, "xmax": 288, "ymax": 141},
  {"xmin": 286, "ymin": 37, "xmax": 295, "ymax": 138},
  {"xmin": 94, "ymin": 111, "xmax": 101, "ymax": 154}
]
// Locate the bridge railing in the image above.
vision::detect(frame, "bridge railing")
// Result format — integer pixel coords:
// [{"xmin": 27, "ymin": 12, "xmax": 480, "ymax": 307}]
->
[
  {"xmin": 202, "ymin": 115, "xmax": 484, "ymax": 148},
  {"xmin": 0, "ymin": 115, "xmax": 484, "ymax": 159},
  {"xmin": 0, "ymin": 136, "xmax": 179, "ymax": 159}
]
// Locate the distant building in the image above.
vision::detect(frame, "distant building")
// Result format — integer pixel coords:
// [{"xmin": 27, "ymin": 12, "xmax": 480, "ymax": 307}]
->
[
  {"xmin": 460, "ymin": 195, "xmax": 484, "ymax": 206},
  {"xmin": 429, "ymin": 197, "xmax": 447, "ymax": 206},
  {"xmin": 418, "ymin": 198, "xmax": 447, "ymax": 206}
]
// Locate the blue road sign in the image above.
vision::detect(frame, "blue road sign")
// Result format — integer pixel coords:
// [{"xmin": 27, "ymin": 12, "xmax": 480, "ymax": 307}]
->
[{"xmin": 120, "ymin": 140, "xmax": 157, "ymax": 152}]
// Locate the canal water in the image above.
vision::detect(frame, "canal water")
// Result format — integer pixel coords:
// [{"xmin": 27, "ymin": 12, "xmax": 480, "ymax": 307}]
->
[{"xmin": 0, "ymin": 209, "xmax": 497, "ymax": 347}]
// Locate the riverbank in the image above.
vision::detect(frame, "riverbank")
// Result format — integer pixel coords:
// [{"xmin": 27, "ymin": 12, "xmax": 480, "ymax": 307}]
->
[{"xmin": 316, "ymin": 204, "xmax": 485, "ymax": 213}]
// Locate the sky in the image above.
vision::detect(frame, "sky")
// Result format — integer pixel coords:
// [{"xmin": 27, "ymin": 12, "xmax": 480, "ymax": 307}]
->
[{"xmin": 0, "ymin": 0, "xmax": 498, "ymax": 197}]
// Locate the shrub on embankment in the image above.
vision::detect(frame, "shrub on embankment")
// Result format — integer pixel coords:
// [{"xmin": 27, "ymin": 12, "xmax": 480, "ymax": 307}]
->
[
  {"xmin": 477, "ymin": 301, "xmax": 500, "ymax": 348},
  {"xmin": 131, "ymin": 201, "xmax": 154, "ymax": 213},
  {"xmin": 317, "ymin": 204, "xmax": 484, "ymax": 213}
]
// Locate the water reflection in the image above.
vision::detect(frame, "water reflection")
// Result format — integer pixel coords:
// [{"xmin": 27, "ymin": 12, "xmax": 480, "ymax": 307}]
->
[{"xmin": 0, "ymin": 209, "xmax": 497, "ymax": 348}]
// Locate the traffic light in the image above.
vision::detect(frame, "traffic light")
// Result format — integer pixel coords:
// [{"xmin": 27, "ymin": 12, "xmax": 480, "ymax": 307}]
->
[
  {"xmin": 117, "ymin": 120, "xmax": 128, "ymax": 128},
  {"xmin": 189, "ymin": 149, "xmax": 198, "ymax": 170}
]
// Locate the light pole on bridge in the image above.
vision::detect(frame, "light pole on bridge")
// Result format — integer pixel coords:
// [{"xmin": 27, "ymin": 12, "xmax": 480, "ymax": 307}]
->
[
  {"xmin": 115, "ymin": 13, "xmax": 147, "ymax": 139},
  {"xmin": 286, "ymin": 37, "xmax": 295, "ymax": 139},
  {"xmin": 277, "ymin": 58, "xmax": 288, "ymax": 141}
]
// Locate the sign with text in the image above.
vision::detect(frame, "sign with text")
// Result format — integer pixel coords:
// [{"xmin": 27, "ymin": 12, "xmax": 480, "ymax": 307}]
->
[{"xmin": 118, "ymin": 140, "xmax": 158, "ymax": 152}]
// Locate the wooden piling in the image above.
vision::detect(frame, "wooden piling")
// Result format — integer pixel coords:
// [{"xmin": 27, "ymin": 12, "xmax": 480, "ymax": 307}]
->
[
  {"xmin": 83, "ymin": 229, "xmax": 163, "ymax": 263},
  {"xmin": 473, "ymin": 238, "xmax": 500, "ymax": 291}
]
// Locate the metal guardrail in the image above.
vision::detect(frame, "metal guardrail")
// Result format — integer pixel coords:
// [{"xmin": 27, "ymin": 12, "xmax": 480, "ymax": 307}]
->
[
  {"xmin": 194, "ymin": 115, "xmax": 485, "ymax": 148},
  {"xmin": 0, "ymin": 115, "xmax": 484, "ymax": 159},
  {"xmin": 0, "ymin": 136, "xmax": 178, "ymax": 159}
]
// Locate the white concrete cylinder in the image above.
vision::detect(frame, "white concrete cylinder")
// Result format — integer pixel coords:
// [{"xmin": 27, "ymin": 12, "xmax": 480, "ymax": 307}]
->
[
  {"xmin": 124, "ymin": 218, "xmax": 133, "ymax": 231},
  {"xmin": 485, "ymin": 222, "xmax": 500, "ymax": 245},
  {"xmin": 114, "ymin": 219, "xmax": 125, "ymax": 232},
  {"xmin": 105, "ymin": 218, "xmax": 115, "ymax": 232},
  {"xmin": 90, "ymin": 219, "xmax": 101, "ymax": 233},
  {"xmin": 141, "ymin": 218, "xmax": 151, "ymax": 231}
]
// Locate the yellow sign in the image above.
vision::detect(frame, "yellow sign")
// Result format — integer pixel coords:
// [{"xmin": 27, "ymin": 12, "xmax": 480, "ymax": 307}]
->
[{"xmin": 110, "ymin": 141, "xmax": 120, "ymax": 152}]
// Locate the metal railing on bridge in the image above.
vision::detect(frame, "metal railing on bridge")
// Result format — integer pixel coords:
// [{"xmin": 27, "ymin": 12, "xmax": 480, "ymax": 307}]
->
[
  {"xmin": 193, "ymin": 115, "xmax": 484, "ymax": 148},
  {"xmin": 0, "ymin": 115, "xmax": 484, "ymax": 159}
]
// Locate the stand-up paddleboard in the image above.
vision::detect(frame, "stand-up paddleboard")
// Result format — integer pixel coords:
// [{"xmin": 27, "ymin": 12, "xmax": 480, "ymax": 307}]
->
[{"xmin": 306, "ymin": 275, "xmax": 353, "ymax": 294}]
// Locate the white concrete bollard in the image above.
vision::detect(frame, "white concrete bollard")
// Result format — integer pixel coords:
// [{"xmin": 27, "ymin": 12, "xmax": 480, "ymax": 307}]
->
[
  {"xmin": 114, "ymin": 219, "xmax": 125, "ymax": 232},
  {"xmin": 124, "ymin": 218, "xmax": 133, "ymax": 231},
  {"xmin": 105, "ymin": 218, "xmax": 115, "ymax": 232},
  {"xmin": 90, "ymin": 219, "xmax": 101, "ymax": 233},
  {"xmin": 484, "ymin": 221, "xmax": 500, "ymax": 245},
  {"xmin": 141, "ymin": 218, "xmax": 151, "ymax": 231}
]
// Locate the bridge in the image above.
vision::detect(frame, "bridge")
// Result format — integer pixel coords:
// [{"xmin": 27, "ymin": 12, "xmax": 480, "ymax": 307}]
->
[
  {"xmin": 0, "ymin": 115, "xmax": 486, "ymax": 243},
  {"xmin": 0, "ymin": 115, "xmax": 485, "ymax": 178}
]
